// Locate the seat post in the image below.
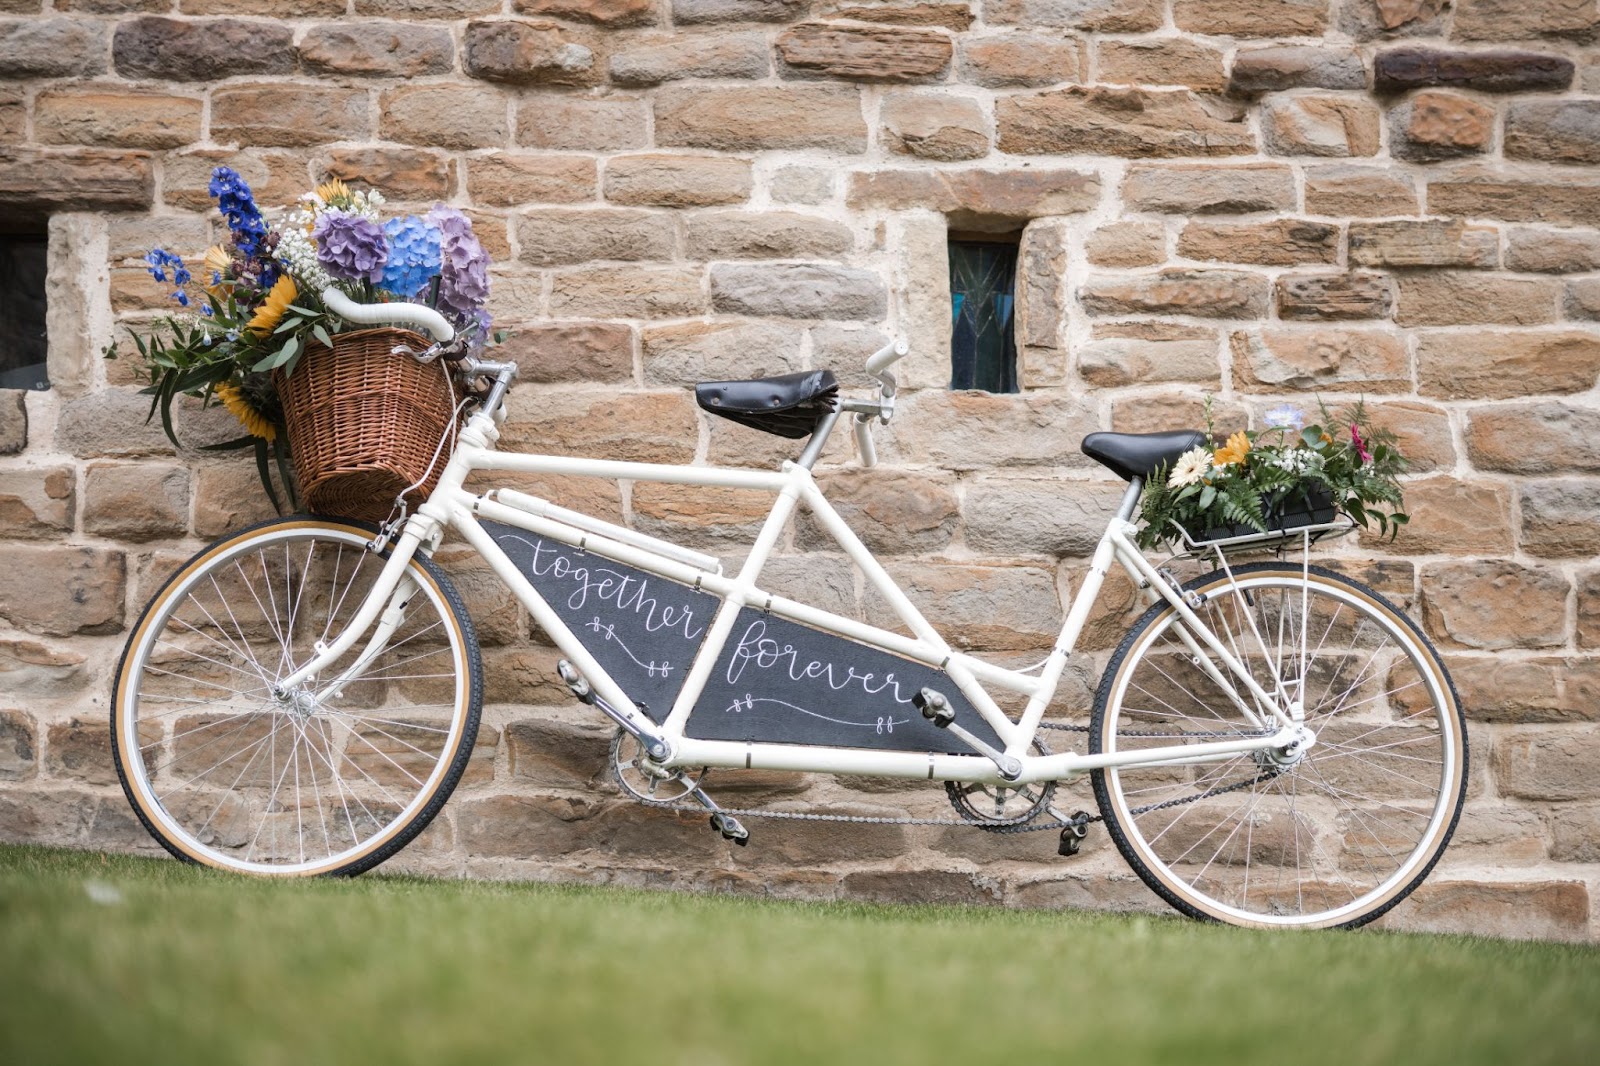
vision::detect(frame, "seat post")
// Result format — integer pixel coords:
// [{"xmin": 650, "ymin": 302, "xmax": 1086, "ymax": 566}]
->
[
  {"xmin": 1116, "ymin": 477, "xmax": 1144, "ymax": 521},
  {"xmin": 795, "ymin": 410, "xmax": 841, "ymax": 469}
]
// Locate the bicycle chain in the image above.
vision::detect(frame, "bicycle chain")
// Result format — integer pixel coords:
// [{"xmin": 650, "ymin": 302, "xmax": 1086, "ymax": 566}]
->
[{"xmin": 616, "ymin": 721, "xmax": 1281, "ymax": 836}]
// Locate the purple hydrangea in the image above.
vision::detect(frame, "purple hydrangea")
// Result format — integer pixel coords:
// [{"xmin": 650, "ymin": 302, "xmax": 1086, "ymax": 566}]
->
[
  {"xmin": 380, "ymin": 216, "xmax": 443, "ymax": 300},
  {"xmin": 426, "ymin": 205, "xmax": 491, "ymax": 323},
  {"xmin": 313, "ymin": 208, "xmax": 389, "ymax": 285}
]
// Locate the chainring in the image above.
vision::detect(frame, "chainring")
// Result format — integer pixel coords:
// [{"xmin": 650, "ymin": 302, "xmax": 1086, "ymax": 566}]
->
[{"xmin": 610, "ymin": 730, "xmax": 705, "ymax": 804}]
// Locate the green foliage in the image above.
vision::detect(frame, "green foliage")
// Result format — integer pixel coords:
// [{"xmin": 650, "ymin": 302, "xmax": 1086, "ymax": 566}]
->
[{"xmin": 1136, "ymin": 399, "xmax": 1410, "ymax": 550}]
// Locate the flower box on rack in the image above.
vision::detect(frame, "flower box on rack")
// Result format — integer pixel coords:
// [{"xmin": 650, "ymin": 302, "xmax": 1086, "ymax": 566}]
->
[{"xmin": 1185, "ymin": 483, "xmax": 1339, "ymax": 546}]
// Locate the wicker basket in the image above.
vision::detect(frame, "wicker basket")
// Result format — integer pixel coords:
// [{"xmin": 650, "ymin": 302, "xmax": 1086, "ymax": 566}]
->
[{"xmin": 275, "ymin": 327, "xmax": 457, "ymax": 523}]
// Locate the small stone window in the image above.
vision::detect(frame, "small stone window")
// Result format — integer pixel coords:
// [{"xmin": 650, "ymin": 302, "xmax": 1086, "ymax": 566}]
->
[
  {"xmin": 948, "ymin": 232, "xmax": 1019, "ymax": 393},
  {"xmin": 0, "ymin": 224, "xmax": 49, "ymax": 391}
]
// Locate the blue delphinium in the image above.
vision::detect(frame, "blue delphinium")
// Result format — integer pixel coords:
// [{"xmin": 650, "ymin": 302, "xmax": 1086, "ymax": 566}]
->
[
  {"xmin": 208, "ymin": 166, "xmax": 279, "ymax": 290},
  {"xmin": 144, "ymin": 248, "xmax": 193, "ymax": 307},
  {"xmin": 380, "ymin": 216, "xmax": 442, "ymax": 300},
  {"xmin": 314, "ymin": 208, "xmax": 389, "ymax": 285}
]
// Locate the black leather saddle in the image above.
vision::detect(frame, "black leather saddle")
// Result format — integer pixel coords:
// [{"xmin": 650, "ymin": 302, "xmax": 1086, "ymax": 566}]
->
[
  {"xmin": 694, "ymin": 369, "xmax": 839, "ymax": 440},
  {"xmin": 1082, "ymin": 429, "xmax": 1209, "ymax": 482}
]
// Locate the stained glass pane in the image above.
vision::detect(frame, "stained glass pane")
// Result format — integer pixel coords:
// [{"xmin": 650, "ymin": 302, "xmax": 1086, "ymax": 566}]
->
[{"xmin": 948, "ymin": 240, "xmax": 1019, "ymax": 393}]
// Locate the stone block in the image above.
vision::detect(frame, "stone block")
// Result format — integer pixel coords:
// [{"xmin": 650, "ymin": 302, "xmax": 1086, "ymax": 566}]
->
[
  {"xmin": 672, "ymin": 0, "xmax": 806, "ymax": 22},
  {"xmin": 819, "ymin": 3, "xmax": 975, "ymax": 31},
  {"xmin": 0, "ymin": 465, "xmax": 74, "ymax": 538},
  {"xmin": 963, "ymin": 478, "xmax": 1126, "ymax": 558},
  {"xmin": 776, "ymin": 22, "xmax": 952, "ymax": 81},
  {"xmin": 1390, "ymin": 90, "xmax": 1495, "ymax": 162},
  {"xmin": 1348, "ymin": 220, "xmax": 1497, "ymax": 269},
  {"xmin": 461, "ymin": 153, "xmax": 593, "ymax": 207},
  {"xmin": 630, "ymin": 482, "xmax": 772, "ymax": 545},
  {"xmin": 1304, "ymin": 165, "xmax": 1417, "ymax": 217},
  {"xmin": 997, "ymin": 86, "xmax": 1254, "ymax": 158},
  {"xmin": 0, "ymin": 638, "xmax": 88, "ymax": 696},
  {"xmin": 693, "ymin": 211, "xmax": 855, "ymax": 264},
  {"xmin": 1420, "ymin": 560, "xmax": 1568, "ymax": 650},
  {"xmin": 0, "ymin": 545, "xmax": 126, "ymax": 637},
  {"xmin": 298, "ymin": 21, "xmax": 454, "ymax": 77},
  {"xmin": 1121, "ymin": 163, "xmax": 1294, "ymax": 215},
  {"xmin": 1229, "ymin": 47, "xmax": 1366, "ymax": 95},
  {"xmin": 1417, "ymin": 329, "xmax": 1600, "ymax": 400},
  {"xmin": 710, "ymin": 263, "xmax": 886, "ymax": 320},
  {"xmin": 1521, "ymin": 480, "xmax": 1600, "ymax": 556},
  {"xmin": 1506, "ymin": 227, "xmax": 1600, "ymax": 274},
  {"xmin": 887, "ymin": 390, "xmax": 1098, "ymax": 471},
  {"xmin": 1581, "ymin": 569, "xmax": 1600, "ymax": 649},
  {"xmin": 798, "ymin": 467, "xmax": 958, "ymax": 555},
  {"xmin": 1016, "ymin": 218, "xmax": 1069, "ymax": 384},
  {"xmin": 1550, "ymin": 804, "xmax": 1600, "ymax": 862},
  {"xmin": 112, "ymin": 17, "xmax": 290, "ymax": 80},
  {"xmin": 1080, "ymin": 270, "xmax": 1269, "ymax": 319},
  {"xmin": 516, "ymin": 0, "xmax": 657, "ymax": 24},
  {"xmin": 604, "ymin": 154, "xmax": 752, "ymax": 208},
  {"xmin": 1373, "ymin": 47, "xmax": 1574, "ymax": 93},
  {"xmin": 1361, "ymin": 399, "xmax": 1455, "ymax": 472},
  {"xmin": 656, "ymin": 85, "xmax": 867, "ymax": 153},
  {"xmin": 45, "ymin": 718, "xmax": 117, "ymax": 786},
  {"xmin": 83, "ymin": 461, "xmax": 190, "ymax": 541},
  {"xmin": 1567, "ymin": 277, "xmax": 1600, "ymax": 320},
  {"xmin": 1398, "ymin": 273, "xmax": 1560, "ymax": 328},
  {"xmin": 0, "ymin": 390, "xmax": 22, "ymax": 454},
  {"xmin": 321, "ymin": 148, "xmax": 454, "ymax": 202},
  {"xmin": 984, "ymin": 0, "xmax": 1162, "ymax": 32},
  {"xmin": 462, "ymin": 18, "xmax": 597, "ymax": 86},
  {"xmin": 1367, "ymin": 477, "xmax": 1512, "ymax": 555},
  {"xmin": 0, "ymin": 149, "xmax": 154, "ymax": 213},
  {"xmin": 516, "ymin": 95, "xmax": 649, "ymax": 151},
  {"xmin": 1467, "ymin": 403, "xmax": 1600, "ymax": 475},
  {"xmin": 641, "ymin": 319, "xmax": 804, "ymax": 384},
  {"xmin": 879, "ymin": 92, "xmax": 989, "ymax": 161},
  {"xmin": 503, "ymin": 716, "xmax": 613, "ymax": 789},
  {"xmin": 34, "ymin": 89, "xmax": 201, "ymax": 150},
  {"xmin": 0, "ymin": 709, "xmax": 34, "ymax": 780},
  {"xmin": 213, "ymin": 84, "xmax": 368, "ymax": 148},
  {"xmin": 56, "ymin": 389, "xmax": 174, "ymax": 457},
  {"xmin": 4, "ymin": 19, "xmax": 107, "ymax": 79},
  {"xmin": 1427, "ymin": 169, "xmax": 1600, "ymax": 228},
  {"xmin": 161, "ymin": 148, "xmax": 304, "ymax": 212},
  {"xmin": 501, "ymin": 389, "xmax": 699, "ymax": 464},
  {"xmin": 1384, "ymin": 880, "xmax": 1590, "ymax": 941},
  {"xmin": 1172, "ymin": 0, "xmax": 1329, "ymax": 36},
  {"xmin": 1447, "ymin": 656, "xmax": 1600, "ymax": 724},
  {"xmin": 516, "ymin": 209, "xmax": 674, "ymax": 266},
  {"xmin": 958, "ymin": 32, "xmax": 1083, "ymax": 89},
  {"xmin": 1097, "ymin": 37, "xmax": 1224, "ymax": 92},
  {"xmin": 1085, "ymin": 222, "xmax": 1164, "ymax": 268},
  {"xmin": 869, "ymin": 562, "xmax": 1064, "ymax": 652},
  {"xmin": 1178, "ymin": 219, "xmax": 1340, "ymax": 267},
  {"xmin": 186, "ymin": 0, "xmax": 346, "ymax": 11},
  {"xmin": 1506, "ymin": 101, "xmax": 1600, "ymax": 165},
  {"xmin": 609, "ymin": 31, "xmax": 768, "ymax": 84},
  {"xmin": 1496, "ymin": 728, "xmax": 1600, "ymax": 802},
  {"xmin": 191, "ymin": 461, "xmax": 279, "ymax": 539},
  {"xmin": 1263, "ymin": 95, "xmax": 1381, "ymax": 157},
  {"xmin": 771, "ymin": 166, "xmax": 836, "ymax": 205},
  {"xmin": 549, "ymin": 266, "xmax": 706, "ymax": 318},
  {"xmin": 1230, "ymin": 327, "xmax": 1409, "ymax": 393},
  {"xmin": 1338, "ymin": 0, "xmax": 1449, "ymax": 39},
  {"xmin": 846, "ymin": 168, "xmax": 1099, "ymax": 224},
  {"xmin": 380, "ymin": 85, "xmax": 507, "ymax": 150},
  {"xmin": 1275, "ymin": 273, "xmax": 1392, "ymax": 320},
  {"xmin": 1452, "ymin": 0, "xmax": 1600, "ymax": 42},
  {"xmin": 1077, "ymin": 324, "xmax": 1220, "ymax": 389}
]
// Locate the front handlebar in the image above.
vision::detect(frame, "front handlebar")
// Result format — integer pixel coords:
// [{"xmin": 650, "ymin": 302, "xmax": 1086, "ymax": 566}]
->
[
  {"xmin": 320, "ymin": 287, "xmax": 456, "ymax": 344},
  {"xmin": 866, "ymin": 338, "xmax": 909, "ymax": 377}
]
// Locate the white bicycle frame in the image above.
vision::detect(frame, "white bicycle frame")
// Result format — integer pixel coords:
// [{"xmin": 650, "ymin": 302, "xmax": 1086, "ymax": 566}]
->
[{"xmin": 280, "ymin": 293, "xmax": 1303, "ymax": 788}]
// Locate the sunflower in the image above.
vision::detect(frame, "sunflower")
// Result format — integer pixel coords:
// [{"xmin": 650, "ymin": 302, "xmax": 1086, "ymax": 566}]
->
[
  {"xmin": 202, "ymin": 245, "xmax": 232, "ymax": 295},
  {"xmin": 216, "ymin": 381, "xmax": 276, "ymax": 442},
  {"xmin": 315, "ymin": 178, "xmax": 352, "ymax": 207},
  {"xmin": 246, "ymin": 274, "xmax": 297, "ymax": 335},
  {"xmin": 1213, "ymin": 430, "xmax": 1251, "ymax": 468}
]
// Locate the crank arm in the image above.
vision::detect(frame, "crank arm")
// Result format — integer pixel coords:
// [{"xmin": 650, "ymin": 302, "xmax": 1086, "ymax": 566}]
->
[
  {"xmin": 557, "ymin": 660, "xmax": 673, "ymax": 762},
  {"xmin": 913, "ymin": 687, "xmax": 1023, "ymax": 781}
]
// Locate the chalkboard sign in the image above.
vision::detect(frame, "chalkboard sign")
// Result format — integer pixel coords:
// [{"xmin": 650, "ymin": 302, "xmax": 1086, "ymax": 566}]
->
[
  {"xmin": 485, "ymin": 520, "xmax": 715, "ymax": 723},
  {"xmin": 487, "ymin": 520, "xmax": 1007, "ymax": 754},
  {"xmin": 687, "ymin": 607, "xmax": 1004, "ymax": 754}
]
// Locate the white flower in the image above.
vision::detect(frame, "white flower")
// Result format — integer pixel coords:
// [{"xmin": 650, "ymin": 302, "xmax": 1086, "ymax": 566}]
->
[
  {"xmin": 1273, "ymin": 448, "xmax": 1323, "ymax": 476},
  {"xmin": 1264, "ymin": 403, "xmax": 1306, "ymax": 430},
  {"xmin": 1168, "ymin": 446, "xmax": 1212, "ymax": 488},
  {"xmin": 273, "ymin": 207, "xmax": 334, "ymax": 294}
]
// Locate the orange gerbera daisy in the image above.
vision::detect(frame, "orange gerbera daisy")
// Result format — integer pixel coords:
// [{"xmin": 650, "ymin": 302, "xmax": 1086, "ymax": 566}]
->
[
  {"xmin": 1213, "ymin": 429, "xmax": 1251, "ymax": 468},
  {"xmin": 246, "ymin": 274, "xmax": 297, "ymax": 336}
]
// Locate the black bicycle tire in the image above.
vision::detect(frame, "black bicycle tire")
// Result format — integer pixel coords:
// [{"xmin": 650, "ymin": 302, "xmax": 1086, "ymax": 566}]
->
[
  {"xmin": 109, "ymin": 513, "xmax": 484, "ymax": 877},
  {"xmin": 1089, "ymin": 561, "xmax": 1468, "ymax": 930}
]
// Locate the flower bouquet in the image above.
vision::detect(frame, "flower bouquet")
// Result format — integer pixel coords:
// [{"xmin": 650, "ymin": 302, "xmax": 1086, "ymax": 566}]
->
[
  {"xmin": 1135, "ymin": 400, "xmax": 1410, "ymax": 551},
  {"xmin": 114, "ymin": 167, "xmax": 493, "ymax": 521}
]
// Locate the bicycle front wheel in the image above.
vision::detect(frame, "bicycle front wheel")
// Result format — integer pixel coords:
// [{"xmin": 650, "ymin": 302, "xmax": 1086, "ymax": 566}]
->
[
  {"xmin": 1090, "ymin": 563, "xmax": 1466, "ymax": 929},
  {"xmin": 111, "ymin": 516, "xmax": 483, "ymax": 876}
]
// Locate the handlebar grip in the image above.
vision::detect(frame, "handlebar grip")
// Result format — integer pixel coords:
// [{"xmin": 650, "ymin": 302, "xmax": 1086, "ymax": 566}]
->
[
  {"xmin": 320, "ymin": 287, "xmax": 456, "ymax": 344},
  {"xmin": 853, "ymin": 415, "xmax": 878, "ymax": 468},
  {"xmin": 865, "ymin": 338, "xmax": 909, "ymax": 376}
]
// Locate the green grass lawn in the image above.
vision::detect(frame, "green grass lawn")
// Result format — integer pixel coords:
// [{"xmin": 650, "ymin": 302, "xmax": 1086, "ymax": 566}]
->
[{"xmin": 1, "ymin": 844, "xmax": 1597, "ymax": 1066}]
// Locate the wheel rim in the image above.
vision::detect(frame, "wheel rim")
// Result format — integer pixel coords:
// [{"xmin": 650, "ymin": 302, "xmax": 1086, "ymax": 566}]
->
[
  {"xmin": 115, "ymin": 523, "xmax": 473, "ymax": 875},
  {"xmin": 1099, "ymin": 571, "xmax": 1462, "ymax": 928}
]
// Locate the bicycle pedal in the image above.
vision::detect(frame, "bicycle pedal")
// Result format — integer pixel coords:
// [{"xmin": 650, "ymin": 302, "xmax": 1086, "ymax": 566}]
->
[
  {"xmin": 1058, "ymin": 812, "xmax": 1092, "ymax": 857},
  {"xmin": 709, "ymin": 812, "xmax": 749, "ymax": 845}
]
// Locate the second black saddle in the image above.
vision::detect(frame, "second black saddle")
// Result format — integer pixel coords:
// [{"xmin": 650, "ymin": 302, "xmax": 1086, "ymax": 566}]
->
[{"xmin": 694, "ymin": 369, "xmax": 839, "ymax": 439}]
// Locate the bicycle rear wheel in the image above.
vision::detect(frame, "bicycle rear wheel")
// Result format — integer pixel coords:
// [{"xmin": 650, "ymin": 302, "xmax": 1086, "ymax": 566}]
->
[
  {"xmin": 111, "ymin": 516, "xmax": 482, "ymax": 876},
  {"xmin": 1090, "ymin": 563, "xmax": 1466, "ymax": 929}
]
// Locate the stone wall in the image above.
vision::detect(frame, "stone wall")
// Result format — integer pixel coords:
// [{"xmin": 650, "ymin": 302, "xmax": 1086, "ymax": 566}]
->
[{"xmin": 3, "ymin": 0, "xmax": 1600, "ymax": 941}]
